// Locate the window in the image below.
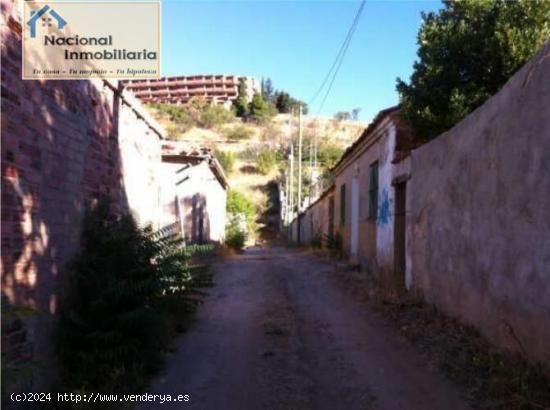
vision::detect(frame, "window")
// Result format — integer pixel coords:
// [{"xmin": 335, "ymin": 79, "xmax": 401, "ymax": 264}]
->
[
  {"xmin": 368, "ymin": 162, "xmax": 379, "ymax": 220},
  {"xmin": 340, "ymin": 184, "xmax": 346, "ymax": 225}
]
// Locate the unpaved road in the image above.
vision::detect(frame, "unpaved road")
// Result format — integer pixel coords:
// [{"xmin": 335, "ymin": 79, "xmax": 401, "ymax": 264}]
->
[{"xmin": 140, "ymin": 247, "xmax": 470, "ymax": 410}]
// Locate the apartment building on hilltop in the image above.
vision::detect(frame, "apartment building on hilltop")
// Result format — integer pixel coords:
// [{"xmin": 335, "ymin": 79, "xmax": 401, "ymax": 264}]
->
[{"xmin": 123, "ymin": 75, "xmax": 260, "ymax": 107}]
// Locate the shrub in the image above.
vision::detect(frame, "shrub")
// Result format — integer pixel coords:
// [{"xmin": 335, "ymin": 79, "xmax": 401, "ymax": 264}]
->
[
  {"xmin": 149, "ymin": 101, "xmax": 233, "ymax": 131},
  {"xmin": 257, "ymin": 149, "xmax": 277, "ymax": 175},
  {"xmin": 224, "ymin": 124, "xmax": 254, "ymax": 141},
  {"xmin": 325, "ymin": 232, "xmax": 343, "ymax": 258},
  {"xmin": 227, "ymin": 190, "xmax": 256, "ymax": 227},
  {"xmin": 317, "ymin": 142, "xmax": 344, "ymax": 168},
  {"xmin": 225, "ymin": 220, "xmax": 246, "ymax": 250},
  {"xmin": 57, "ymin": 199, "xmax": 198, "ymax": 392},
  {"xmin": 199, "ymin": 105, "xmax": 234, "ymax": 129},
  {"xmin": 310, "ymin": 232, "xmax": 322, "ymax": 249},
  {"xmin": 150, "ymin": 103, "xmax": 193, "ymax": 129},
  {"xmin": 216, "ymin": 151, "xmax": 235, "ymax": 174},
  {"xmin": 248, "ymin": 93, "xmax": 276, "ymax": 124}
]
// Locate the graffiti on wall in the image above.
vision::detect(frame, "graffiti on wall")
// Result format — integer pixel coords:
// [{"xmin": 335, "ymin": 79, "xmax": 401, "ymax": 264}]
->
[{"xmin": 378, "ymin": 189, "xmax": 392, "ymax": 226}]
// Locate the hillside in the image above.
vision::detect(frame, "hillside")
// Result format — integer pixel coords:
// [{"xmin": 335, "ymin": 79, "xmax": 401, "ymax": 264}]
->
[{"xmin": 146, "ymin": 105, "xmax": 366, "ymax": 243}]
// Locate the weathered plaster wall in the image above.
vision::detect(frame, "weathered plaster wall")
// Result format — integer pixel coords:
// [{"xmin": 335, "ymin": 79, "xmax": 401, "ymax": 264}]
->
[
  {"xmin": 409, "ymin": 42, "xmax": 550, "ymax": 364},
  {"xmin": 118, "ymin": 90, "xmax": 165, "ymax": 228},
  {"xmin": 334, "ymin": 118, "xmax": 397, "ymax": 274},
  {"xmin": 162, "ymin": 161, "xmax": 227, "ymax": 244}
]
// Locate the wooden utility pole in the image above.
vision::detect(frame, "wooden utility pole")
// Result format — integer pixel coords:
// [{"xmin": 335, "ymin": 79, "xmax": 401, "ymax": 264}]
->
[
  {"xmin": 297, "ymin": 105, "xmax": 303, "ymax": 212},
  {"xmin": 288, "ymin": 110, "xmax": 294, "ymax": 221},
  {"xmin": 308, "ymin": 115, "xmax": 313, "ymax": 206},
  {"xmin": 313, "ymin": 126, "xmax": 318, "ymax": 197}
]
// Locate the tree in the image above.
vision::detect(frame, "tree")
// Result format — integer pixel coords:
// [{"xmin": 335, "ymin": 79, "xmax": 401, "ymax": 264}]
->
[
  {"xmin": 397, "ymin": 0, "xmax": 550, "ymax": 140},
  {"xmin": 233, "ymin": 78, "xmax": 249, "ymax": 118},
  {"xmin": 274, "ymin": 91, "xmax": 308, "ymax": 114},
  {"xmin": 334, "ymin": 111, "xmax": 351, "ymax": 121},
  {"xmin": 274, "ymin": 91, "xmax": 292, "ymax": 113},
  {"xmin": 261, "ymin": 77, "xmax": 274, "ymax": 102},
  {"xmin": 351, "ymin": 108, "xmax": 361, "ymax": 121},
  {"xmin": 248, "ymin": 93, "xmax": 274, "ymax": 123}
]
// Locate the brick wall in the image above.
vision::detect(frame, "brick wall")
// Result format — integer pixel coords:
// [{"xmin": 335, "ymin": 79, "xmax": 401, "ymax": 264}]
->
[{"xmin": 1, "ymin": 0, "xmax": 167, "ymax": 391}]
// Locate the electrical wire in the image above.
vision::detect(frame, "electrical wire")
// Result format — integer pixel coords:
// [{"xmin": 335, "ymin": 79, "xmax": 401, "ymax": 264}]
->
[{"xmin": 315, "ymin": 0, "xmax": 366, "ymax": 115}]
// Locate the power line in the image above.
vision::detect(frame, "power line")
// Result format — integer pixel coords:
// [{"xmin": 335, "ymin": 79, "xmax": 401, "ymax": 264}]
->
[
  {"xmin": 316, "ymin": 0, "xmax": 366, "ymax": 115},
  {"xmin": 308, "ymin": 3, "xmax": 361, "ymax": 107}
]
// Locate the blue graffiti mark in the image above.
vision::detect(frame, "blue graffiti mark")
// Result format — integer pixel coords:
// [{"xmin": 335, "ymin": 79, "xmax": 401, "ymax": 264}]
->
[{"xmin": 378, "ymin": 189, "xmax": 392, "ymax": 226}]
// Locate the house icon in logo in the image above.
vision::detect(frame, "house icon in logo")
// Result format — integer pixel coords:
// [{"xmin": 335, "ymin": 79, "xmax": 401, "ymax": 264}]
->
[{"xmin": 27, "ymin": 5, "xmax": 67, "ymax": 38}]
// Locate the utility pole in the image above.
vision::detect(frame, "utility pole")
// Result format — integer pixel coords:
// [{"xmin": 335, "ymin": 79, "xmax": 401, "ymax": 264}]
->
[
  {"xmin": 308, "ymin": 115, "xmax": 313, "ymax": 206},
  {"xmin": 288, "ymin": 110, "xmax": 294, "ymax": 221},
  {"xmin": 313, "ymin": 126, "xmax": 318, "ymax": 198},
  {"xmin": 297, "ymin": 105, "xmax": 303, "ymax": 212}
]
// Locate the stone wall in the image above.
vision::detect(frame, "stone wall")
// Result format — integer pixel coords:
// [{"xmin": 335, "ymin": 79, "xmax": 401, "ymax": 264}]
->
[
  {"xmin": 409, "ymin": 41, "xmax": 550, "ymax": 365},
  {"xmin": 1, "ymin": 0, "xmax": 168, "ymax": 390}
]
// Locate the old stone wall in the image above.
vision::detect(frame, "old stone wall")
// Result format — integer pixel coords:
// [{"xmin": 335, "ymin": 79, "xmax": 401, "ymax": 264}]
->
[
  {"xmin": 1, "ymin": 0, "xmax": 167, "ymax": 390},
  {"xmin": 409, "ymin": 41, "xmax": 550, "ymax": 364}
]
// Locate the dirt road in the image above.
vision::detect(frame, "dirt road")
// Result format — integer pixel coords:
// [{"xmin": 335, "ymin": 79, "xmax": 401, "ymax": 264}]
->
[{"xmin": 139, "ymin": 247, "xmax": 470, "ymax": 410}]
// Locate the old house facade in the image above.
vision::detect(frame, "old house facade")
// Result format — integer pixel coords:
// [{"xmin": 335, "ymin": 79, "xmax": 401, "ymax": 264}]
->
[
  {"xmin": 287, "ymin": 41, "xmax": 550, "ymax": 366},
  {"xmin": 161, "ymin": 146, "xmax": 228, "ymax": 245},
  {"xmin": 332, "ymin": 107, "xmax": 413, "ymax": 289}
]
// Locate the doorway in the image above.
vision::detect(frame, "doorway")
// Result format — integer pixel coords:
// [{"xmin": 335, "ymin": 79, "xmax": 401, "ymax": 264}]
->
[
  {"xmin": 328, "ymin": 197, "xmax": 334, "ymax": 241},
  {"xmin": 393, "ymin": 181, "xmax": 407, "ymax": 290},
  {"xmin": 351, "ymin": 177, "xmax": 359, "ymax": 257}
]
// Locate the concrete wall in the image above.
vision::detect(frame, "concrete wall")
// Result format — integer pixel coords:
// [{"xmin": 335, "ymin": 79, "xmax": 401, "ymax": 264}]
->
[
  {"xmin": 408, "ymin": 42, "xmax": 550, "ymax": 364},
  {"xmin": 1, "ymin": 0, "xmax": 170, "ymax": 390}
]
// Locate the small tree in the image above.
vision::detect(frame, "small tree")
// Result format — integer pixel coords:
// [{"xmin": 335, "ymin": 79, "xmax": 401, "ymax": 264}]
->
[
  {"xmin": 261, "ymin": 77, "xmax": 274, "ymax": 102},
  {"xmin": 274, "ymin": 91, "xmax": 308, "ymax": 114},
  {"xmin": 249, "ymin": 93, "xmax": 274, "ymax": 123},
  {"xmin": 397, "ymin": 0, "xmax": 550, "ymax": 140},
  {"xmin": 351, "ymin": 108, "xmax": 361, "ymax": 121},
  {"xmin": 233, "ymin": 78, "xmax": 249, "ymax": 118},
  {"xmin": 334, "ymin": 111, "xmax": 351, "ymax": 121}
]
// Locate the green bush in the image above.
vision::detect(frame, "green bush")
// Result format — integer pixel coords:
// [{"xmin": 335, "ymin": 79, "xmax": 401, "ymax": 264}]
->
[
  {"xmin": 227, "ymin": 190, "xmax": 256, "ymax": 226},
  {"xmin": 149, "ymin": 101, "xmax": 234, "ymax": 132},
  {"xmin": 150, "ymin": 103, "xmax": 193, "ymax": 128},
  {"xmin": 248, "ymin": 93, "xmax": 276, "ymax": 124},
  {"xmin": 224, "ymin": 124, "xmax": 254, "ymax": 141},
  {"xmin": 57, "ymin": 200, "xmax": 198, "ymax": 392},
  {"xmin": 316, "ymin": 142, "xmax": 344, "ymax": 168},
  {"xmin": 199, "ymin": 105, "xmax": 234, "ymax": 129},
  {"xmin": 225, "ymin": 221, "xmax": 246, "ymax": 250},
  {"xmin": 216, "ymin": 151, "xmax": 235, "ymax": 174},
  {"xmin": 226, "ymin": 190, "xmax": 257, "ymax": 248},
  {"xmin": 257, "ymin": 149, "xmax": 277, "ymax": 175}
]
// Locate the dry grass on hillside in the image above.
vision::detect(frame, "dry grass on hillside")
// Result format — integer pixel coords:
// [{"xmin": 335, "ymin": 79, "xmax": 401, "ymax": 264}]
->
[{"xmin": 146, "ymin": 104, "xmax": 367, "ymax": 243}]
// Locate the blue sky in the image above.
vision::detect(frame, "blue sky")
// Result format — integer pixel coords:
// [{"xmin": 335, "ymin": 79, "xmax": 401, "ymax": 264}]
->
[{"xmin": 161, "ymin": 0, "xmax": 442, "ymax": 122}]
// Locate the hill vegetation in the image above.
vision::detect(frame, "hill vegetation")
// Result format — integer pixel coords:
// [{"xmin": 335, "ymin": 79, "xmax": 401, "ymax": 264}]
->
[{"xmin": 146, "ymin": 89, "xmax": 365, "ymax": 247}]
